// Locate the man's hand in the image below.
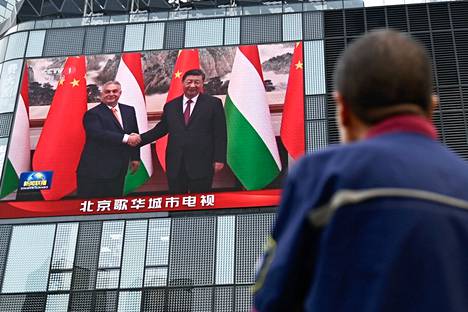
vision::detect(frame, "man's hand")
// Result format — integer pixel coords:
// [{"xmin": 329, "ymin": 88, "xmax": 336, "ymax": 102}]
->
[
  {"xmin": 130, "ymin": 160, "xmax": 140, "ymax": 174},
  {"xmin": 127, "ymin": 133, "xmax": 141, "ymax": 147},
  {"xmin": 214, "ymin": 162, "xmax": 224, "ymax": 173}
]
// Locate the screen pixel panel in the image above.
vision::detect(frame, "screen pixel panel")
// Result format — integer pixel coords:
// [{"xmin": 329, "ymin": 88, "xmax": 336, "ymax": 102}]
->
[
  {"xmin": 95, "ymin": 291, "xmax": 118, "ymax": 312},
  {"xmin": 235, "ymin": 214, "xmax": 275, "ymax": 284},
  {"xmin": 43, "ymin": 28, "xmax": 84, "ymax": 56},
  {"xmin": 164, "ymin": 21, "xmax": 185, "ymax": 50},
  {"xmin": 103, "ymin": 25, "xmax": 125, "ymax": 54},
  {"xmin": 185, "ymin": 19, "xmax": 223, "ymax": 48},
  {"xmin": 169, "ymin": 216, "xmax": 216, "ymax": 287},
  {"xmin": 72, "ymin": 221, "xmax": 102, "ymax": 291},
  {"xmin": 241, "ymin": 15, "xmax": 282, "ymax": 44},
  {"xmin": 304, "ymin": 11, "xmax": 323, "ymax": 40},
  {"xmin": 142, "ymin": 289, "xmax": 165, "ymax": 312},
  {"xmin": 83, "ymin": 26, "xmax": 105, "ymax": 55}
]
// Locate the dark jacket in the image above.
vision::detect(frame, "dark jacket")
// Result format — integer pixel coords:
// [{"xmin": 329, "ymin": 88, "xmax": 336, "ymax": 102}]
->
[
  {"xmin": 141, "ymin": 93, "xmax": 227, "ymax": 179},
  {"xmin": 77, "ymin": 102, "xmax": 140, "ymax": 179},
  {"xmin": 254, "ymin": 116, "xmax": 468, "ymax": 312}
]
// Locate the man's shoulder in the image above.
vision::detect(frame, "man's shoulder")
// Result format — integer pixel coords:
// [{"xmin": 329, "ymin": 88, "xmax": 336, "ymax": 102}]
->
[
  {"xmin": 198, "ymin": 93, "xmax": 222, "ymax": 104},
  {"xmin": 118, "ymin": 103, "xmax": 135, "ymax": 112},
  {"xmin": 86, "ymin": 103, "xmax": 106, "ymax": 115}
]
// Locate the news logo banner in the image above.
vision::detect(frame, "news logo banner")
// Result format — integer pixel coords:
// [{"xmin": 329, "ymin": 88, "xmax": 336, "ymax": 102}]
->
[{"xmin": 18, "ymin": 171, "xmax": 53, "ymax": 191}]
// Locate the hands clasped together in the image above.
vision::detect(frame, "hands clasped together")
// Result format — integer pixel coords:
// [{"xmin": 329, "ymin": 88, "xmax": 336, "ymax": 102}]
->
[{"xmin": 127, "ymin": 133, "xmax": 141, "ymax": 147}]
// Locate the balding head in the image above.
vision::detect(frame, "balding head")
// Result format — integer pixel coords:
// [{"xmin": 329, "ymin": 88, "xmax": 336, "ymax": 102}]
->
[{"xmin": 334, "ymin": 30, "xmax": 433, "ymax": 125}]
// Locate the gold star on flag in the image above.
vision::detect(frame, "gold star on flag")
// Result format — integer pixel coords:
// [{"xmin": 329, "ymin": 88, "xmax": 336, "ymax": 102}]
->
[
  {"xmin": 59, "ymin": 76, "xmax": 65, "ymax": 86},
  {"xmin": 174, "ymin": 70, "xmax": 182, "ymax": 79},
  {"xmin": 295, "ymin": 60, "xmax": 303, "ymax": 70},
  {"xmin": 70, "ymin": 78, "xmax": 80, "ymax": 87}
]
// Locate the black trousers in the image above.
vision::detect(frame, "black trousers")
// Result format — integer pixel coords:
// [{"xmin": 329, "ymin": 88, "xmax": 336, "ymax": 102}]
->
[
  {"xmin": 77, "ymin": 174, "xmax": 125, "ymax": 199},
  {"xmin": 167, "ymin": 163, "xmax": 213, "ymax": 194}
]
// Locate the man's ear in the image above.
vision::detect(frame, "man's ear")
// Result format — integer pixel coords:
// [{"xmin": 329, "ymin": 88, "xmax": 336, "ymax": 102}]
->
[
  {"xmin": 429, "ymin": 94, "xmax": 439, "ymax": 118},
  {"xmin": 334, "ymin": 91, "xmax": 351, "ymax": 129}
]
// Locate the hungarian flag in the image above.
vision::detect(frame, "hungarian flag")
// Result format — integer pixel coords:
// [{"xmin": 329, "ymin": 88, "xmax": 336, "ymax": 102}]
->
[
  {"xmin": 0, "ymin": 64, "xmax": 31, "ymax": 198},
  {"xmin": 281, "ymin": 42, "xmax": 305, "ymax": 159},
  {"xmin": 156, "ymin": 49, "xmax": 200, "ymax": 171},
  {"xmin": 225, "ymin": 46, "xmax": 281, "ymax": 190},
  {"xmin": 115, "ymin": 53, "xmax": 153, "ymax": 195},
  {"xmin": 32, "ymin": 56, "xmax": 87, "ymax": 200}
]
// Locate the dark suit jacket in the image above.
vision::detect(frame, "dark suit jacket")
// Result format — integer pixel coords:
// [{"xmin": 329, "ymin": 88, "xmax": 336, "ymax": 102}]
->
[
  {"xmin": 77, "ymin": 102, "xmax": 140, "ymax": 180},
  {"xmin": 141, "ymin": 93, "xmax": 227, "ymax": 180}
]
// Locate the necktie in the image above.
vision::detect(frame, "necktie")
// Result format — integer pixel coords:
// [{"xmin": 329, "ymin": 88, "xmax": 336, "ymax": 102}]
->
[
  {"xmin": 184, "ymin": 99, "xmax": 192, "ymax": 125},
  {"xmin": 111, "ymin": 107, "xmax": 123, "ymax": 128}
]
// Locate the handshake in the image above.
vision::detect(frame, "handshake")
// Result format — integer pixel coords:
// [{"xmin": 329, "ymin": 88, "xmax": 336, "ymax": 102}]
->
[{"xmin": 127, "ymin": 133, "xmax": 141, "ymax": 147}]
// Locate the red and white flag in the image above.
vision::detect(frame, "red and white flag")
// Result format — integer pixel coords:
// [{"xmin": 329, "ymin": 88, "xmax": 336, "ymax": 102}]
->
[
  {"xmin": 156, "ymin": 49, "xmax": 200, "ymax": 171},
  {"xmin": 32, "ymin": 56, "xmax": 87, "ymax": 200},
  {"xmin": 281, "ymin": 42, "xmax": 305, "ymax": 159}
]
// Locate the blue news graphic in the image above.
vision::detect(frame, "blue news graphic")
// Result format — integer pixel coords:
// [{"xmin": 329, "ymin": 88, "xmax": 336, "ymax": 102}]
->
[{"xmin": 18, "ymin": 171, "xmax": 53, "ymax": 191}]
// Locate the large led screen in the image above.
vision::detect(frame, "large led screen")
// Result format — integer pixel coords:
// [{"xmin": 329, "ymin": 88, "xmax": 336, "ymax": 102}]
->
[{"xmin": 0, "ymin": 42, "xmax": 305, "ymax": 218}]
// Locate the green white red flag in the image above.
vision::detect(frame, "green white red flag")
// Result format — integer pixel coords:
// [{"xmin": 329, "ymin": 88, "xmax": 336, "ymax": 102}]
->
[
  {"xmin": 115, "ymin": 53, "xmax": 153, "ymax": 194},
  {"xmin": 225, "ymin": 46, "xmax": 281, "ymax": 190},
  {"xmin": 0, "ymin": 64, "xmax": 31, "ymax": 198}
]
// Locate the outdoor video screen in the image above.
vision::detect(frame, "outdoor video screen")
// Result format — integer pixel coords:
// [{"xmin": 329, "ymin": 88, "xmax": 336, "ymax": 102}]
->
[{"xmin": 0, "ymin": 42, "xmax": 305, "ymax": 217}]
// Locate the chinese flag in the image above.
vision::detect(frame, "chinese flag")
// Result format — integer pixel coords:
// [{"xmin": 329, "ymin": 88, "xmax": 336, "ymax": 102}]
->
[
  {"xmin": 280, "ymin": 42, "xmax": 305, "ymax": 159},
  {"xmin": 33, "ymin": 56, "xmax": 87, "ymax": 200},
  {"xmin": 156, "ymin": 49, "xmax": 200, "ymax": 171}
]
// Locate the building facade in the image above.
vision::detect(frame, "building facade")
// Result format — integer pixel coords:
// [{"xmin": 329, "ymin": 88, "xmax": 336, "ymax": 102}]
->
[{"xmin": 0, "ymin": 0, "xmax": 467, "ymax": 310}]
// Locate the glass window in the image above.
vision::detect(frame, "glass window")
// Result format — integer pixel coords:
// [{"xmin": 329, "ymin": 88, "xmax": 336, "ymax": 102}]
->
[
  {"xmin": 235, "ymin": 214, "xmax": 275, "ymax": 284},
  {"xmin": 51, "ymin": 223, "xmax": 79, "ymax": 270},
  {"xmin": 45, "ymin": 294, "xmax": 69, "ymax": 312},
  {"xmin": 224, "ymin": 18, "xmax": 240, "ymax": 46},
  {"xmin": 144, "ymin": 267, "xmax": 167, "ymax": 287},
  {"xmin": 215, "ymin": 216, "xmax": 235, "ymax": 285},
  {"xmin": 43, "ymin": 28, "xmax": 85, "ymax": 56},
  {"xmin": 283, "ymin": 14, "xmax": 303, "ymax": 42},
  {"xmin": 25, "ymin": 30, "xmax": 46, "ymax": 57},
  {"xmin": 304, "ymin": 40, "xmax": 326, "ymax": 95},
  {"xmin": 120, "ymin": 220, "xmax": 147, "ymax": 288},
  {"xmin": 164, "ymin": 21, "xmax": 184, "ymax": 50},
  {"xmin": 306, "ymin": 95, "xmax": 327, "ymax": 120},
  {"xmin": 304, "ymin": 11, "xmax": 324, "ymax": 40},
  {"xmin": 144, "ymin": 23, "xmax": 164, "ymax": 50},
  {"xmin": 2, "ymin": 224, "xmax": 55, "ymax": 293},
  {"xmin": 48, "ymin": 272, "xmax": 72, "ymax": 291},
  {"xmin": 241, "ymin": 15, "xmax": 282, "ymax": 44},
  {"xmin": 4, "ymin": 31, "xmax": 27, "ymax": 61},
  {"xmin": 307, "ymin": 120, "xmax": 328, "ymax": 152},
  {"xmin": 185, "ymin": 19, "xmax": 224, "ymax": 48},
  {"xmin": 0, "ymin": 59, "xmax": 23, "ymax": 114},
  {"xmin": 146, "ymin": 218, "xmax": 170, "ymax": 266},
  {"xmin": 0, "ymin": 37, "xmax": 8, "ymax": 63},
  {"xmin": 0, "ymin": 113, "xmax": 13, "ymax": 138},
  {"xmin": 124, "ymin": 24, "xmax": 145, "ymax": 52},
  {"xmin": 169, "ymin": 217, "xmax": 215, "ymax": 286},
  {"xmin": 96, "ymin": 269, "xmax": 120, "ymax": 289},
  {"xmin": 103, "ymin": 25, "xmax": 125, "ymax": 54},
  {"xmin": 118, "ymin": 291, "xmax": 142, "ymax": 312},
  {"xmin": 99, "ymin": 221, "xmax": 124, "ymax": 268}
]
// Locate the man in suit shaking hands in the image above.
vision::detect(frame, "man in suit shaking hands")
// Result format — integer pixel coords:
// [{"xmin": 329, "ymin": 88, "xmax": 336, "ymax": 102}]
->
[
  {"xmin": 77, "ymin": 81, "xmax": 141, "ymax": 198},
  {"xmin": 138, "ymin": 69, "xmax": 227, "ymax": 194}
]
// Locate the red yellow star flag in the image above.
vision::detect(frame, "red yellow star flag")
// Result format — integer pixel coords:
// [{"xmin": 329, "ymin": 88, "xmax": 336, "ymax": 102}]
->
[
  {"xmin": 156, "ymin": 49, "xmax": 200, "ymax": 171},
  {"xmin": 32, "ymin": 56, "xmax": 87, "ymax": 200},
  {"xmin": 281, "ymin": 42, "xmax": 305, "ymax": 159}
]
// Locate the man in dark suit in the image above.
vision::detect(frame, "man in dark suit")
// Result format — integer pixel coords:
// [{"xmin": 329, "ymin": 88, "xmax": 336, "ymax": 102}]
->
[
  {"xmin": 77, "ymin": 81, "xmax": 141, "ymax": 198},
  {"xmin": 138, "ymin": 69, "xmax": 227, "ymax": 194}
]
